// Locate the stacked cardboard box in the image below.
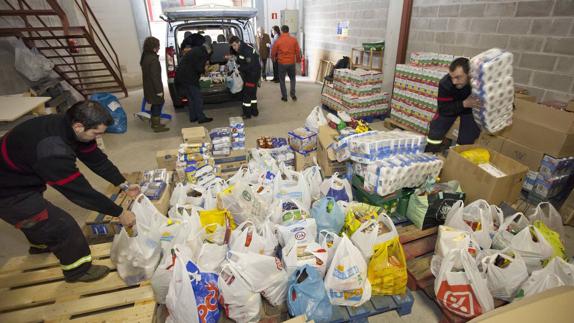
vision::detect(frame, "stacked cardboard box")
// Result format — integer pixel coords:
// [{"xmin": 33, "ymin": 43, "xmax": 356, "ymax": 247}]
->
[
  {"xmin": 390, "ymin": 64, "xmax": 447, "ymax": 134},
  {"xmin": 321, "ymin": 69, "xmax": 389, "ymax": 118},
  {"xmin": 409, "ymin": 52, "xmax": 456, "ymax": 68},
  {"xmin": 317, "ymin": 126, "xmax": 349, "ymax": 177}
]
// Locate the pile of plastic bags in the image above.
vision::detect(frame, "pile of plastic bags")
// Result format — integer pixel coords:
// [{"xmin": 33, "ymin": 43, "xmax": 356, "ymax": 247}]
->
[{"xmin": 432, "ymin": 200, "xmax": 572, "ymax": 320}]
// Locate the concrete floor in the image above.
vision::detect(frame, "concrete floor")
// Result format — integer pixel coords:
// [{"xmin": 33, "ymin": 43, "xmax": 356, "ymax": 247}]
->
[{"xmin": 2, "ymin": 79, "xmax": 573, "ymax": 322}]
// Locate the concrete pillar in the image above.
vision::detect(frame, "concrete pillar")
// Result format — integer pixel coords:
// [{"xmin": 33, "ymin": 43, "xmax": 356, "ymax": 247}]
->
[{"xmin": 382, "ymin": 0, "xmax": 404, "ymax": 94}]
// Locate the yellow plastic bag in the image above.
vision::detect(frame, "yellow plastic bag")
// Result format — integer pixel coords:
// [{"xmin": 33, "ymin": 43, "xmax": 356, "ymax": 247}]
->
[
  {"xmin": 534, "ymin": 220, "xmax": 567, "ymax": 262},
  {"xmin": 368, "ymin": 236, "xmax": 407, "ymax": 295},
  {"xmin": 343, "ymin": 202, "xmax": 380, "ymax": 236},
  {"xmin": 198, "ymin": 208, "xmax": 236, "ymax": 235},
  {"xmin": 460, "ymin": 148, "xmax": 490, "ymax": 165}
]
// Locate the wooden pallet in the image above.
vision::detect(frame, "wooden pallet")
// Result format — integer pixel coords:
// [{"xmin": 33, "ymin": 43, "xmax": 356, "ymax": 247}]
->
[
  {"xmin": 397, "ymin": 225, "xmax": 438, "ymax": 260},
  {"xmin": 0, "ymin": 243, "xmax": 156, "ymax": 322},
  {"xmin": 330, "ymin": 290, "xmax": 415, "ymax": 322}
]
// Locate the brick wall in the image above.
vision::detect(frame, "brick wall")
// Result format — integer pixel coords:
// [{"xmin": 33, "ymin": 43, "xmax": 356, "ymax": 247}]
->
[
  {"xmin": 407, "ymin": 0, "xmax": 574, "ymax": 102},
  {"xmin": 303, "ymin": 0, "xmax": 389, "ymax": 78}
]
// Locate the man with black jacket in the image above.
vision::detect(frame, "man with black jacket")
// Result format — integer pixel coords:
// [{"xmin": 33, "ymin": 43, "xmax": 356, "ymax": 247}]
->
[
  {"xmin": 175, "ymin": 37, "xmax": 213, "ymax": 123},
  {"xmin": 229, "ymin": 35, "xmax": 261, "ymax": 118},
  {"xmin": 0, "ymin": 101, "xmax": 140, "ymax": 282},
  {"xmin": 426, "ymin": 57, "xmax": 481, "ymax": 153}
]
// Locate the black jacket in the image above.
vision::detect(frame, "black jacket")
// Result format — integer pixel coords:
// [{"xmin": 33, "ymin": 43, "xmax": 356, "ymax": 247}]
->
[
  {"xmin": 437, "ymin": 74, "xmax": 472, "ymax": 117},
  {"xmin": 0, "ymin": 115, "xmax": 125, "ymax": 216},
  {"xmin": 175, "ymin": 45, "xmax": 209, "ymax": 87},
  {"xmin": 140, "ymin": 51, "xmax": 164, "ymax": 105},
  {"xmin": 232, "ymin": 42, "xmax": 261, "ymax": 83}
]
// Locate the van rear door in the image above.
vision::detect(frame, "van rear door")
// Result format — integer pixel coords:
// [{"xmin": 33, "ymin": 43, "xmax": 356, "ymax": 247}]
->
[{"xmin": 163, "ymin": 5, "xmax": 257, "ymax": 22}]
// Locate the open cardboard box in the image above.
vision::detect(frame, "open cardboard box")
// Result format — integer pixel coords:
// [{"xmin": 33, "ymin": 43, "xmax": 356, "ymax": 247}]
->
[
  {"xmin": 181, "ymin": 126, "xmax": 209, "ymax": 144},
  {"xmin": 441, "ymin": 144, "xmax": 528, "ymax": 205},
  {"xmin": 317, "ymin": 125, "xmax": 346, "ymax": 176},
  {"xmin": 156, "ymin": 149, "xmax": 179, "ymax": 171}
]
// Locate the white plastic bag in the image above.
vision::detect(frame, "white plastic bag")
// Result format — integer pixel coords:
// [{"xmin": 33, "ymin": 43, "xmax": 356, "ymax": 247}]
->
[
  {"xmin": 491, "ymin": 212, "xmax": 530, "ymax": 250},
  {"xmin": 445, "ymin": 200, "xmax": 493, "ymax": 250},
  {"xmin": 319, "ymin": 230, "xmax": 342, "ymax": 269},
  {"xmin": 227, "ymin": 67, "xmax": 244, "ymax": 94},
  {"xmin": 510, "ymin": 225, "xmax": 554, "ymax": 273},
  {"xmin": 320, "ymin": 172, "xmax": 353, "ymax": 202},
  {"xmin": 431, "ymin": 225, "xmax": 480, "ymax": 277},
  {"xmin": 276, "ymin": 218, "xmax": 318, "ymax": 247},
  {"xmin": 218, "ymin": 261, "xmax": 262, "ymax": 322},
  {"xmin": 151, "ymin": 252, "xmax": 176, "ymax": 304},
  {"xmin": 274, "ymin": 168, "xmax": 312, "ymax": 210},
  {"xmin": 350, "ymin": 219, "xmax": 379, "ymax": 261},
  {"xmin": 434, "ymin": 249, "xmax": 494, "ymax": 319},
  {"xmin": 165, "ymin": 247, "xmax": 200, "ymax": 323},
  {"xmin": 282, "ymin": 240, "xmax": 328, "ymax": 277},
  {"xmin": 375, "ymin": 213, "xmax": 399, "ymax": 245},
  {"xmin": 197, "ymin": 242, "xmax": 227, "ymax": 273},
  {"xmin": 170, "ymin": 183, "xmax": 204, "ymax": 208},
  {"xmin": 305, "ymin": 106, "xmax": 328, "ymax": 132},
  {"xmin": 324, "ymin": 234, "xmax": 371, "ymax": 306},
  {"xmin": 220, "ymin": 182, "xmax": 267, "ymax": 225},
  {"xmin": 204, "ymin": 179, "xmax": 226, "ymax": 210},
  {"xmin": 519, "ymin": 257, "xmax": 574, "ymax": 299},
  {"xmin": 302, "ymin": 162, "xmax": 323, "ymax": 201},
  {"xmin": 230, "ymin": 221, "xmax": 267, "ymax": 255},
  {"xmin": 481, "ymin": 250, "xmax": 529, "ymax": 301},
  {"xmin": 528, "ymin": 202, "xmax": 565, "ymax": 238},
  {"xmin": 269, "ymin": 198, "xmax": 310, "ymax": 225},
  {"xmin": 111, "ymin": 229, "xmax": 161, "ymax": 286}
]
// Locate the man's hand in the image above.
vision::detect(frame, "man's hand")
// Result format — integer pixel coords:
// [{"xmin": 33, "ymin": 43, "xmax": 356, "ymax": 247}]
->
[
  {"xmin": 463, "ymin": 96, "xmax": 481, "ymax": 109},
  {"xmin": 126, "ymin": 184, "xmax": 140, "ymax": 198},
  {"xmin": 119, "ymin": 210, "xmax": 136, "ymax": 229}
]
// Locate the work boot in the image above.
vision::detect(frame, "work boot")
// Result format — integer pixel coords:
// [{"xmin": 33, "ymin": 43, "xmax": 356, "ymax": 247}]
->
[
  {"xmin": 151, "ymin": 116, "xmax": 169, "ymax": 133},
  {"xmin": 252, "ymin": 103, "xmax": 259, "ymax": 117},
  {"xmin": 242, "ymin": 106, "xmax": 252, "ymax": 119},
  {"xmin": 66, "ymin": 265, "xmax": 110, "ymax": 283},
  {"xmin": 29, "ymin": 246, "xmax": 50, "ymax": 254}
]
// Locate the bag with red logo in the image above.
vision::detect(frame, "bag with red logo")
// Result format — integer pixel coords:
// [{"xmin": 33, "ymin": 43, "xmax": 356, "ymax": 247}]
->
[
  {"xmin": 434, "ymin": 249, "xmax": 494, "ymax": 319},
  {"xmin": 282, "ymin": 240, "xmax": 328, "ymax": 277},
  {"xmin": 276, "ymin": 218, "xmax": 318, "ymax": 247},
  {"xmin": 229, "ymin": 221, "xmax": 267, "ymax": 255},
  {"xmin": 166, "ymin": 246, "xmax": 222, "ymax": 323},
  {"xmin": 218, "ymin": 261, "xmax": 262, "ymax": 322}
]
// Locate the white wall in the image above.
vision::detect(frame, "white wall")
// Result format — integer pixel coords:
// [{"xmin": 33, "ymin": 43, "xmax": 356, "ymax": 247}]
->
[{"xmin": 87, "ymin": 0, "xmax": 144, "ymax": 88}]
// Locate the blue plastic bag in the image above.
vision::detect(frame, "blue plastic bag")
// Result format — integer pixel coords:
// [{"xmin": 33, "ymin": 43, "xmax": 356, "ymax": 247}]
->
[
  {"xmin": 311, "ymin": 197, "xmax": 345, "ymax": 235},
  {"xmin": 89, "ymin": 92, "xmax": 127, "ymax": 133},
  {"xmin": 186, "ymin": 260, "xmax": 222, "ymax": 323},
  {"xmin": 287, "ymin": 265, "xmax": 332, "ymax": 323}
]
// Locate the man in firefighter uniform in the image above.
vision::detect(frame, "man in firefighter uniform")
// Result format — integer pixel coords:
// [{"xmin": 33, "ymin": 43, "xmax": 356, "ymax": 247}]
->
[
  {"xmin": 229, "ymin": 35, "xmax": 262, "ymax": 119},
  {"xmin": 425, "ymin": 57, "xmax": 481, "ymax": 153},
  {"xmin": 0, "ymin": 101, "xmax": 139, "ymax": 283}
]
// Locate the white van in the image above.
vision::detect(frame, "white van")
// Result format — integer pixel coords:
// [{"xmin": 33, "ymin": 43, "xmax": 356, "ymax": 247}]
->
[{"xmin": 162, "ymin": 5, "xmax": 258, "ymax": 107}]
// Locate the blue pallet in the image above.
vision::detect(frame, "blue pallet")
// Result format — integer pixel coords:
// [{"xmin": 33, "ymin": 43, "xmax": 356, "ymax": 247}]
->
[{"xmin": 329, "ymin": 289, "xmax": 414, "ymax": 323}]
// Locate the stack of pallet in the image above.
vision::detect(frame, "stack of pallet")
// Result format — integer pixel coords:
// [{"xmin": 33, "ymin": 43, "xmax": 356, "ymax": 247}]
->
[{"xmin": 321, "ymin": 68, "xmax": 389, "ymax": 118}]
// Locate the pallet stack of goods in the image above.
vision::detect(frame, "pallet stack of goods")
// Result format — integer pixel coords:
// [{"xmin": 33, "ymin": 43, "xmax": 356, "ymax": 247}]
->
[{"xmin": 321, "ymin": 68, "xmax": 389, "ymax": 118}]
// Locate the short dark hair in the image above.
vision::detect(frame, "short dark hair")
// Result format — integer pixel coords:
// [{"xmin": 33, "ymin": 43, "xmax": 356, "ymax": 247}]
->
[
  {"xmin": 449, "ymin": 57, "xmax": 470, "ymax": 74},
  {"xmin": 281, "ymin": 25, "xmax": 289, "ymax": 33},
  {"xmin": 66, "ymin": 100, "xmax": 114, "ymax": 130},
  {"xmin": 228, "ymin": 35, "xmax": 241, "ymax": 44},
  {"xmin": 272, "ymin": 25, "xmax": 280, "ymax": 35},
  {"xmin": 143, "ymin": 36, "xmax": 160, "ymax": 53}
]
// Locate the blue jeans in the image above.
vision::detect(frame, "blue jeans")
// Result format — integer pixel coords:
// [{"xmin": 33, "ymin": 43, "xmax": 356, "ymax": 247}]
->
[{"xmin": 184, "ymin": 85, "xmax": 205, "ymax": 121}]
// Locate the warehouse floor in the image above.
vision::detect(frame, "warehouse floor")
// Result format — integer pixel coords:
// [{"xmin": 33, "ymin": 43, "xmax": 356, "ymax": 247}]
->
[{"xmin": 1, "ymin": 80, "xmax": 573, "ymax": 322}]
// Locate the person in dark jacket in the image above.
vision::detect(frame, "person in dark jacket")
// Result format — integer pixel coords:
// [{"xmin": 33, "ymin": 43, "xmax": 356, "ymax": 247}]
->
[
  {"xmin": 229, "ymin": 35, "xmax": 262, "ymax": 119},
  {"xmin": 0, "ymin": 101, "xmax": 140, "ymax": 282},
  {"xmin": 425, "ymin": 57, "xmax": 481, "ymax": 153},
  {"xmin": 180, "ymin": 31, "xmax": 205, "ymax": 55},
  {"xmin": 140, "ymin": 36, "xmax": 168, "ymax": 132},
  {"xmin": 175, "ymin": 37, "xmax": 213, "ymax": 123},
  {"xmin": 257, "ymin": 27, "xmax": 272, "ymax": 81},
  {"xmin": 270, "ymin": 25, "xmax": 281, "ymax": 82}
]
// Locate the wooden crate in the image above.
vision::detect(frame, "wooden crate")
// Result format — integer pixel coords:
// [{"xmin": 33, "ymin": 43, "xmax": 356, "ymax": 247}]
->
[
  {"xmin": 0, "ymin": 242, "xmax": 156, "ymax": 322},
  {"xmin": 397, "ymin": 224, "xmax": 438, "ymax": 260}
]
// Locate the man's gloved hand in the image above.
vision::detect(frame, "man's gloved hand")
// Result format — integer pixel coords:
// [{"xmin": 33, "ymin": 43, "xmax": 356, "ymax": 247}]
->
[{"xmin": 119, "ymin": 209, "xmax": 136, "ymax": 228}]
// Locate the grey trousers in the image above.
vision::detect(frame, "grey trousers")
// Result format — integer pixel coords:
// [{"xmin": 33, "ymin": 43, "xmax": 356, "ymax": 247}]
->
[{"xmin": 278, "ymin": 63, "xmax": 296, "ymax": 98}]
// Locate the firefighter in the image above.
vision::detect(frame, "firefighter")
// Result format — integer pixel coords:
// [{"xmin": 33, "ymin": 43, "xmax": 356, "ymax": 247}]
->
[
  {"xmin": 426, "ymin": 57, "xmax": 481, "ymax": 153},
  {"xmin": 229, "ymin": 35, "xmax": 262, "ymax": 119},
  {"xmin": 0, "ymin": 101, "xmax": 140, "ymax": 283}
]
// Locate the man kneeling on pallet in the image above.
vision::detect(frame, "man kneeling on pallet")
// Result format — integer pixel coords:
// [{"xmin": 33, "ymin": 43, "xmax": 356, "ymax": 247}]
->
[{"xmin": 0, "ymin": 101, "xmax": 140, "ymax": 283}]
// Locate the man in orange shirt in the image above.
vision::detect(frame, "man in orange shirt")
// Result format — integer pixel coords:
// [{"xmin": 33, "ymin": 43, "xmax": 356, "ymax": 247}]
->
[{"xmin": 271, "ymin": 25, "xmax": 301, "ymax": 102}]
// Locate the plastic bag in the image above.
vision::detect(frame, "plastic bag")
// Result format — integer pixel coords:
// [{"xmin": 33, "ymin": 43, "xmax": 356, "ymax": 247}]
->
[
  {"xmin": 445, "ymin": 200, "xmax": 494, "ymax": 250},
  {"xmin": 229, "ymin": 221, "xmax": 267, "ymax": 255},
  {"xmin": 324, "ymin": 234, "xmax": 372, "ymax": 306},
  {"xmin": 368, "ymin": 236, "xmax": 407, "ymax": 295},
  {"xmin": 287, "ymin": 265, "xmax": 333, "ymax": 323},
  {"xmin": 303, "ymin": 163, "xmax": 323, "ymax": 201},
  {"xmin": 320, "ymin": 172, "xmax": 352, "ymax": 202},
  {"xmin": 318, "ymin": 230, "xmax": 341, "ymax": 269},
  {"xmin": 343, "ymin": 202, "xmax": 380, "ymax": 237},
  {"xmin": 481, "ymin": 250, "xmax": 529, "ymax": 301},
  {"xmin": 151, "ymin": 250, "xmax": 176, "ymax": 304},
  {"xmin": 14, "ymin": 41, "xmax": 54, "ymax": 81},
  {"xmin": 305, "ymin": 106, "xmax": 328, "ymax": 132},
  {"xmin": 406, "ymin": 189, "xmax": 465, "ymax": 230},
  {"xmin": 311, "ymin": 197, "xmax": 345, "ymax": 235},
  {"xmin": 528, "ymin": 202, "xmax": 565, "ymax": 238},
  {"xmin": 460, "ymin": 148, "xmax": 490, "ymax": 164},
  {"xmin": 227, "ymin": 66, "xmax": 244, "ymax": 94},
  {"xmin": 198, "ymin": 209, "xmax": 235, "ymax": 244},
  {"xmin": 517, "ymin": 257, "xmax": 574, "ymax": 299},
  {"xmin": 89, "ymin": 93, "xmax": 127, "ymax": 133},
  {"xmin": 276, "ymin": 218, "xmax": 318, "ymax": 247},
  {"xmin": 220, "ymin": 182, "xmax": 267, "ymax": 225},
  {"xmin": 491, "ymin": 212, "xmax": 530, "ymax": 250},
  {"xmin": 274, "ymin": 169, "xmax": 312, "ymax": 210},
  {"xmin": 170, "ymin": 183, "xmax": 205, "ymax": 208},
  {"xmin": 197, "ymin": 242, "xmax": 227, "ymax": 273},
  {"xmin": 434, "ymin": 249, "xmax": 494, "ymax": 319},
  {"xmin": 282, "ymin": 240, "xmax": 328, "ymax": 277},
  {"xmin": 111, "ymin": 229, "xmax": 161, "ymax": 286},
  {"xmin": 533, "ymin": 220, "xmax": 567, "ymax": 262},
  {"xmin": 431, "ymin": 225, "xmax": 480, "ymax": 277},
  {"xmin": 511, "ymin": 225, "xmax": 554, "ymax": 273},
  {"xmin": 218, "ymin": 261, "xmax": 262, "ymax": 322},
  {"xmin": 350, "ymin": 219, "xmax": 379, "ymax": 261},
  {"xmin": 269, "ymin": 198, "xmax": 310, "ymax": 225}
]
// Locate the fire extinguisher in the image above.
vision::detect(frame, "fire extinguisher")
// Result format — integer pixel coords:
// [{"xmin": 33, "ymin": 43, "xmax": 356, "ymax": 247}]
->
[{"xmin": 301, "ymin": 54, "xmax": 306, "ymax": 76}]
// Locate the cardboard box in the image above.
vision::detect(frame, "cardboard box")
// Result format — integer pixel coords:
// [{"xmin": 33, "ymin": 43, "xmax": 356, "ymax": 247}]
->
[
  {"xmin": 294, "ymin": 151, "xmax": 317, "ymax": 171},
  {"xmin": 499, "ymin": 138, "xmax": 545, "ymax": 172},
  {"xmin": 181, "ymin": 126, "xmax": 209, "ymax": 144},
  {"xmin": 317, "ymin": 125, "xmax": 347, "ymax": 176},
  {"xmin": 445, "ymin": 118, "xmax": 460, "ymax": 141},
  {"xmin": 498, "ymin": 99, "xmax": 574, "ymax": 157},
  {"xmin": 514, "ymin": 93, "xmax": 537, "ymax": 103},
  {"xmin": 470, "ymin": 287, "xmax": 574, "ymax": 322},
  {"xmin": 441, "ymin": 145, "xmax": 529, "ymax": 205},
  {"xmin": 151, "ymin": 179, "xmax": 173, "ymax": 215},
  {"xmin": 156, "ymin": 149, "xmax": 179, "ymax": 171},
  {"xmin": 476, "ymin": 132, "xmax": 505, "ymax": 152},
  {"xmin": 213, "ymin": 149, "xmax": 247, "ymax": 165}
]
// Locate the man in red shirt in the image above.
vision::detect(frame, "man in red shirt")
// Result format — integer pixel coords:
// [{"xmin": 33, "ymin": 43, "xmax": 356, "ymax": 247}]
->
[{"xmin": 271, "ymin": 25, "xmax": 301, "ymax": 102}]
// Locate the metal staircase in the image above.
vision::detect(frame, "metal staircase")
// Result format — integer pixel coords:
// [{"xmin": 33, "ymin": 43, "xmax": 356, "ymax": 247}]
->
[{"xmin": 0, "ymin": 0, "xmax": 127, "ymax": 97}]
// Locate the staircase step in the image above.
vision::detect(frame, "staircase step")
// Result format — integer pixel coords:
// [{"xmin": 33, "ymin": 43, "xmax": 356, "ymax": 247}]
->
[
  {"xmin": 55, "ymin": 62, "xmax": 104, "ymax": 66},
  {"xmin": 83, "ymin": 85, "xmax": 124, "ymax": 92},
  {"xmin": 45, "ymin": 54, "xmax": 98, "ymax": 58},
  {"xmin": 67, "ymin": 74, "xmax": 113, "ymax": 80},
  {"xmin": 36, "ymin": 45, "xmax": 92, "ymax": 50},
  {"xmin": 25, "ymin": 35, "xmax": 87, "ymax": 41},
  {"xmin": 61, "ymin": 68, "xmax": 108, "ymax": 73},
  {"xmin": 0, "ymin": 10, "xmax": 56, "ymax": 16},
  {"xmin": 73, "ymin": 80, "xmax": 117, "ymax": 86}
]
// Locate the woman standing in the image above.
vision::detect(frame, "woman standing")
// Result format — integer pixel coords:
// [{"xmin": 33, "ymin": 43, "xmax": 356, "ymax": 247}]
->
[{"xmin": 140, "ymin": 36, "xmax": 169, "ymax": 132}]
